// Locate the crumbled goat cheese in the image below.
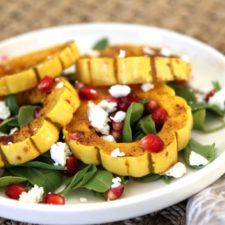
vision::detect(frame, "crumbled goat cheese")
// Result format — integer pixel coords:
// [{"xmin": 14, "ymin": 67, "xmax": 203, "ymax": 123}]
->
[
  {"xmin": 101, "ymin": 135, "xmax": 116, "ymax": 143},
  {"xmin": 110, "ymin": 111, "xmax": 126, "ymax": 122},
  {"xmin": 0, "ymin": 101, "xmax": 10, "ymax": 120},
  {"xmin": 111, "ymin": 177, "xmax": 122, "ymax": 188},
  {"xmin": 9, "ymin": 128, "xmax": 18, "ymax": 135},
  {"xmin": 98, "ymin": 100, "xmax": 117, "ymax": 113},
  {"xmin": 189, "ymin": 151, "xmax": 208, "ymax": 166},
  {"xmin": 141, "ymin": 83, "xmax": 154, "ymax": 92},
  {"xmin": 85, "ymin": 49, "xmax": 100, "ymax": 58},
  {"xmin": 142, "ymin": 47, "xmax": 155, "ymax": 55},
  {"xmin": 88, "ymin": 101, "xmax": 110, "ymax": 135},
  {"xmin": 109, "ymin": 85, "xmax": 131, "ymax": 98},
  {"xmin": 19, "ymin": 185, "xmax": 44, "ymax": 203},
  {"xmin": 160, "ymin": 48, "xmax": 171, "ymax": 57},
  {"xmin": 118, "ymin": 49, "xmax": 126, "ymax": 58},
  {"xmin": 110, "ymin": 148, "xmax": 125, "ymax": 157},
  {"xmin": 162, "ymin": 162, "xmax": 186, "ymax": 178},
  {"xmin": 56, "ymin": 82, "xmax": 64, "ymax": 89},
  {"xmin": 209, "ymin": 87, "xmax": 225, "ymax": 110},
  {"xmin": 181, "ymin": 55, "xmax": 190, "ymax": 63},
  {"xmin": 79, "ymin": 197, "xmax": 88, "ymax": 203},
  {"xmin": 50, "ymin": 142, "xmax": 72, "ymax": 166},
  {"xmin": 7, "ymin": 142, "xmax": 12, "ymax": 145}
]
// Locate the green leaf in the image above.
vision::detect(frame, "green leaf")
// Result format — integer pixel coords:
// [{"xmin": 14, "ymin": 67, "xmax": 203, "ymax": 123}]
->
[
  {"xmin": 0, "ymin": 176, "xmax": 27, "ymax": 187},
  {"xmin": 139, "ymin": 98, "xmax": 149, "ymax": 104},
  {"xmin": 120, "ymin": 176, "xmax": 130, "ymax": 185},
  {"xmin": 61, "ymin": 164, "xmax": 97, "ymax": 196},
  {"xmin": 133, "ymin": 130, "xmax": 145, "ymax": 141},
  {"xmin": 137, "ymin": 115, "xmax": 156, "ymax": 135},
  {"xmin": 5, "ymin": 94, "xmax": 19, "ymax": 115},
  {"xmin": 0, "ymin": 117, "xmax": 18, "ymax": 133},
  {"xmin": 122, "ymin": 103, "xmax": 144, "ymax": 142},
  {"xmin": 161, "ymin": 175, "xmax": 170, "ymax": 184},
  {"xmin": 168, "ymin": 82, "xmax": 197, "ymax": 105},
  {"xmin": 134, "ymin": 174, "xmax": 161, "ymax": 182},
  {"xmin": 18, "ymin": 105, "xmax": 37, "ymax": 128},
  {"xmin": 212, "ymin": 81, "xmax": 221, "ymax": 90},
  {"xmin": 63, "ymin": 73, "xmax": 76, "ymax": 84},
  {"xmin": 193, "ymin": 109, "xmax": 206, "ymax": 130},
  {"xmin": 82, "ymin": 170, "xmax": 113, "ymax": 193},
  {"xmin": 184, "ymin": 139, "xmax": 216, "ymax": 169},
  {"xmin": 92, "ymin": 38, "xmax": 109, "ymax": 50},
  {"xmin": 7, "ymin": 167, "xmax": 63, "ymax": 193}
]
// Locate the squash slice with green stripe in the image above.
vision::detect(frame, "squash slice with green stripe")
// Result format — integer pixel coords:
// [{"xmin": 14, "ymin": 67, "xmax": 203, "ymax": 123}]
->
[
  {"xmin": 0, "ymin": 78, "xmax": 80, "ymax": 167},
  {"xmin": 63, "ymin": 83, "xmax": 192, "ymax": 177},
  {"xmin": 0, "ymin": 41, "xmax": 79, "ymax": 95}
]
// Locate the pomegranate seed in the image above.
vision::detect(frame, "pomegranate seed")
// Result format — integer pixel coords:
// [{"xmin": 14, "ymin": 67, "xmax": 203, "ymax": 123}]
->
[
  {"xmin": 105, "ymin": 185, "xmax": 124, "ymax": 201},
  {"xmin": 69, "ymin": 132, "xmax": 81, "ymax": 141},
  {"xmin": 105, "ymin": 96, "xmax": 120, "ymax": 105},
  {"xmin": 118, "ymin": 97, "xmax": 131, "ymax": 112},
  {"xmin": 111, "ymin": 130, "xmax": 122, "ymax": 142},
  {"xmin": 43, "ymin": 193, "xmax": 65, "ymax": 205},
  {"xmin": 141, "ymin": 134, "xmax": 164, "ymax": 153},
  {"xmin": 205, "ymin": 90, "xmax": 218, "ymax": 102},
  {"xmin": 64, "ymin": 156, "xmax": 78, "ymax": 177},
  {"xmin": 128, "ymin": 92, "xmax": 139, "ymax": 103},
  {"xmin": 112, "ymin": 121, "xmax": 124, "ymax": 132},
  {"xmin": 5, "ymin": 184, "xmax": 28, "ymax": 200},
  {"xmin": 34, "ymin": 107, "xmax": 41, "ymax": 118},
  {"xmin": 152, "ymin": 108, "xmax": 168, "ymax": 124},
  {"xmin": 79, "ymin": 86, "xmax": 99, "ymax": 100},
  {"xmin": 144, "ymin": 99, "xmax": 159, "ymax": 114},
  {"xmin": 38, "ymin": 76, "xmax": 54, "ymax": 91}
]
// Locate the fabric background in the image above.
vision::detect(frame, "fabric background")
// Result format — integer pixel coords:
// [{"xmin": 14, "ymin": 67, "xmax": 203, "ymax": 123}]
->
[{"xmin": 0, "ymin": 0, "xmax": 224, "ymax": 224}]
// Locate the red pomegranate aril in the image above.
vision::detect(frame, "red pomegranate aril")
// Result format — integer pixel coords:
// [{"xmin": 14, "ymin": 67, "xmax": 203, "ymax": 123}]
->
[
  {"xmin": 105, "ymin": 96, "xmax": 120, "ymax": 105},
  {"xmin": 105, "ymin": 185, "xmax": 124, "ymax": 201},
  {"xmin": 79, "ymin": 86, "xmax": 99, "ymax": 100},
  {"xmin": 141, "ymin": 134, "xmax": 164, "ymax": 153},
  {"xmin": 112, "ymin": 121, "xmax": 124, "ymax": 132},
  {"xmin": 69, "ymin": 132, "xmax": 81, "ymax": 141},
  {"xmin": 152, "ymin": 108, "xmax": 168, "ymax": 124},
  {"xmin": 34, "ymin": 107, "xmax": 41, "ymax": 118},
  {"xmin": 144, "ymin": 99, "xmax": 159, "ymax": 114},
  {"xmin": 205, "ymin": 90, "xmax": 218, "ymax": 102},
  {"xmin": 43, "ymin": 193, "xmax": 65, "ymax": 205},
  {"xmin": 64, "ymin": 156, "xmax": 78, "ymax": 177},
  {"xmin": 38, "ymin": 76, "xmax": 54, "ymax": 91},
  {"xmin": 128, "ymin": 92, "xmax": 139, "ymax": 103},
  {"xmin": 118, "ymin": 97, "xmax": 130, "ymax": 112},
  {"xmin": 5, "ymin": 184, "xmax": 28, "ymax": 200},
  {"xmin": 111, "ymin": 130, "xmax": 122, "ymax": 142}
]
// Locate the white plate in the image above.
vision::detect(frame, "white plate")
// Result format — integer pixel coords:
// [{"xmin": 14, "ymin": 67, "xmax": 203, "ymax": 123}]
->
[{"xmin": 0, "ymin": 23, "xmax": 225, "ymax": 225}]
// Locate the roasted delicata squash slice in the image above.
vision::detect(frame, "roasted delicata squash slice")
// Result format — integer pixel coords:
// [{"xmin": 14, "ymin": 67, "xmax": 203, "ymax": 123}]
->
[
  {"xmin": 0, "ymin": 41, "xmax": 80, "ymax": 95},
  {"xmin": 0, "ymin": 78, "xmax": 80, "ymax": 167},
  {"xmin": 76, "ymin": 44, "xmax": 191, "ymax": 86},
  {"xmin": 63, "ymin": 83, "xmax": 193, "ymax": 177}
]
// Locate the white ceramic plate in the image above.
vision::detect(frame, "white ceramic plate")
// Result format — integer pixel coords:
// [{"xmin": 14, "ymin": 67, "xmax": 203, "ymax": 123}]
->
[{"xmin": 0, "ymin": 23, "xmax": 225, "ymax": 225}]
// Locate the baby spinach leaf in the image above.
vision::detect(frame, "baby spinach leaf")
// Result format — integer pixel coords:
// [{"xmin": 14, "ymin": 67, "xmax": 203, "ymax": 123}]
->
[
  {"xmin": 5, "ymin": 94, "xmax": 19, "ymax": 115},
  {"xmin": 192, "ymin": 109, "xmax": 206, "ymax": 131},
  {"xmin": 212, "ymin": 81, "xmax": 221, "ymax": 90},
  {"xmin": 139, "ymin": 98, "xmax": 149, "ymax": 104},
  {"xmin": 120, "ymin": 176, "xmax": 130, "ymax": 185},
  {"xmin": 82, "ymin": 170, "xmax": 113, "ymax": 193},
  {"xmin": 133, "ymin": 130, "xmax": 145, "ymax": 141},
  {"xmin": 161, "ymin": 175, "xmax": 170, "ymax": 184},
  {"xmin": 138, "ymin": 115, "xmax": 156, "ymax": 135},
  {"xmin": 18, "ymin": 105, "xmax": 37, "ymax": 128},
  {"xmin": 184, "ymin": 139, "xmax": 216, "ymax": 169},
  {"xmin": 0, "ymin": 117, "xmax": 18, "ymax": 133},
  {"xmin": 0, "ymin": 176, "xmax": 27, "ymax": 187},
  {"xmin": 191, "ymin": 103, "xmax": 224, "ymax": 117},
  {"xmin": 92, "ymin": 38, "xmax": 109, "ymax": 50},
  {"xmin": 122, "ymin": 103, "xmax": 144, "ymax": 142},
  {"xmin": 7, "ymin": 167, "xmax": 63, "ymax": 193}
]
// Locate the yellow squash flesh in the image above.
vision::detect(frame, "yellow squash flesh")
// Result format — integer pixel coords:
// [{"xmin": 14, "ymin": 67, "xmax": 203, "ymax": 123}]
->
[
  {"xmin": 0, "ymin": 78, "xmax": 80, "ymax": 166},
  {"xmin": 0, "ymin": 42, "xmax": 80, "ymax": 95},
  {"xmin": 64, "ymin": 83, "xmax": 193, "ymax": 177}
]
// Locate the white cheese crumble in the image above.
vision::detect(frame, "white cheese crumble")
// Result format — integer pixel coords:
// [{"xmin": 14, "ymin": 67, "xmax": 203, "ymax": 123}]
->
[
  {"xmin": 101, "ymin": 135, "xmax": 116, "ymax": 143},
  {"xmin": 141, "ymin": 83, "xmax": 154, "ymax": 92},
  {"xmin": 208, "ymin": 87, "xmax": 225, "ymax": 110},
  {"xmin": 111, "ymin": 177, "xmax": 122, "ymax": 188},
  {"xmin": 162, "ymin": 162, "xmax": 186, "ymax": 178},
  {"xmin": 181, "ymin": 55, "xmax": 190, "ymax": 63},
  {"xmin": 98, "ymin": 100, "xmax": 117, "ymax": 113},
  {"xmin": 79, "ymin": 197, "xmax": 88, "ymax": 203},
  {"xmin": 110, "ymin": 148, "xmax": 125, "ymax": 157},
  {"xmin": 0, "ymin": 101, "xmax": 10, "ymax": 120},
  {"xmin": 55, "ymin": 82, "xmax": 64, "ymax": 89},
  {"xmin": 7, "ymin": 142, "xmax": 12, "ymax": 145},
  {"xmin": 9, "ymin": 127, "xmax": 18, "ymax": 135},
  {"xmin": 19, "ymin": 185, "xmax": 44, "ymax": 203},
  {"xmin": 109, "ymin": 85, "xmax": 131, "ymax": 98},
  {"xmin": 118, "ymin": 49, "xmax": 126, "ymax": 58},
  {"xmin": 110, "ymin": 111, "xmax": 126, "ymax": 122},
  {"xmin": 50, "ymin": 142, "xmax": 72, "ymax": 166},
  {"xmin": 189, "ymin": 151, "xmax": 208, "ymax": 166},
  {"xmin": 85, "ymin": 49, "xmax": 100, "ymax": 58},
  {"xmin": 142, "ymin": 47, "xmax": 155, "ymax": 55},
  {"xmin": 160, "ymin": 48, "xmax": 171, "ymax": 57},
  {"xmin": 88, "ymin": 101, "xmax": 110, "ymax": 135}
]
